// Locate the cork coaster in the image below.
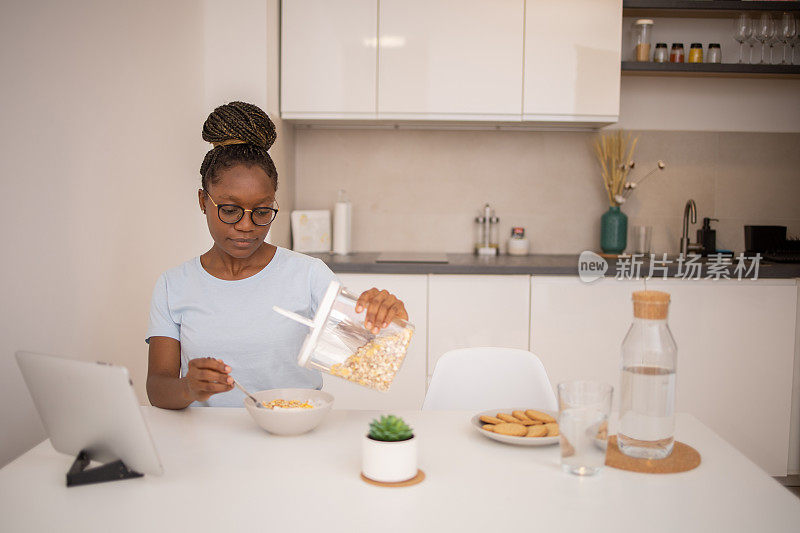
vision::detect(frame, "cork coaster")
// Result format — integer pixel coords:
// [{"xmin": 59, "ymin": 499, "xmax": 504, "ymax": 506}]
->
[
  {"xmin": 360, "ymin": 469, "xmax": 425, "ymax": 487},
  {"xmin": 598, "ymin": 252, "xmax": 621, "ymax": 259},
  {"xmin": 605, "ymin": 435, "xmax": 701, "ymax": 474}
]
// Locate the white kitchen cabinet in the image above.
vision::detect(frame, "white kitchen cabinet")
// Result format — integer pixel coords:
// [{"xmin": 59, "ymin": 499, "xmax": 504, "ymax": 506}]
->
[
  {"xmin": 523, "ymin": 0, "xmax": 621, "ymax": 123},
  {"xmin": 530, "ymin": 275, "xmax": 798, "ymax": 475},
  {"xmin": 377, "ymin": 0, "xmax": 525, "ymax": 120},
  {"xmin": 322, "ymin": 274, "xmax": 428, "ymax": 409},
  {"xmin": 281, "ymin": 0, "xmax": 377, "ymax": 118},
  {"xmin": 428, "ymin": 275, "xmax": 530, "ymax": 377}
]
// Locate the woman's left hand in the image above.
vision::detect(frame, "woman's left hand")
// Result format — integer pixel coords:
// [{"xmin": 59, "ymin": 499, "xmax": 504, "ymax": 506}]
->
[{"xmin": 355, "ymin": 288, "xmax": 409, "ymax": 334}]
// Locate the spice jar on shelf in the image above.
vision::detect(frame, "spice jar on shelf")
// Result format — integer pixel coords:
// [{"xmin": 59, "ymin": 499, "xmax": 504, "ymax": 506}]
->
[
  {"xmin": 670, "ymin": 43, "xmax": 685, "ymax": 63},
  {"xmin": 688, "ymin": 43, "xmax": 704, "ymax": 63},
  {"xmin": 653, "ymin": 43, "xmax": 669, "ymax": 63},
  {"xmin": 633, "ymin": 19, "xmax": 654, "ymax": 61},
  {"xmin": 707, "ymin": 43, "xmax": 722, "ymax": 63}
]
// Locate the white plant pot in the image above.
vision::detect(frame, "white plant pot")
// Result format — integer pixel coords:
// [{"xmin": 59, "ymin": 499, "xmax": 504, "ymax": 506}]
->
[{"xmin": 362, "ymin": 434, "xmax": 417, "ymax": 483}]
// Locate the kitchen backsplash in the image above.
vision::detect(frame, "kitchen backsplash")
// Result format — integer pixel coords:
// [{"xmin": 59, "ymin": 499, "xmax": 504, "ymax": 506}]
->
[{"xmin": 294, "ymin": 128, "xmax": 800, "ymax": 255}]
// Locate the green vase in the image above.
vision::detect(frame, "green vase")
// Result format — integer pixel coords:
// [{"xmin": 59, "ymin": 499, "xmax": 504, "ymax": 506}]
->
[{"xmin": 600, "ymin": 205, "xmax": 628, "ymax": 254}]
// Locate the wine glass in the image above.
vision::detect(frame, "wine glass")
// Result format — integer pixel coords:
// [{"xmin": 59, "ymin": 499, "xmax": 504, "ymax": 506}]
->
[
  {"xmin": 755, "ymin": 13, "xmax": 775, "ymax": 64},
  {"xmin": 747, "ymin": 19, "xmax": 759, "ymax": 63},
  {"xmin": 779, "ymin": 13, "xmax": 797, "ymax": 65},
  {"xmin": 795, "ymin": 16, "xmax": 800, "ymax": 64},
  {"xmin": 734, "ymin": 14, "xmax": 753, "ymax": 64}
]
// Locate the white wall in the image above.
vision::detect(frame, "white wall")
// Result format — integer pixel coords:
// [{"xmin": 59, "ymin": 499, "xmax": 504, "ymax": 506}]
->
[
  {"xmin": 617, "ymin": 76, "xmax": 800, "ymax": 132},
  {"xmin": 0, "ymin": 0, "xmax": 282, "ymax": 467}
]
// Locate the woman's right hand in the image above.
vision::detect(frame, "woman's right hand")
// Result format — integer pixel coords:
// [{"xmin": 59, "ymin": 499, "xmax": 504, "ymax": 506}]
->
[{"xmin": 185, "ymin": 357, "xmax": 233, "ymax": 402}]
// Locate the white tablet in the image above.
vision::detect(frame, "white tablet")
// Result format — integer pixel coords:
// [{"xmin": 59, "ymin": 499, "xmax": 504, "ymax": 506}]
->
[{"xmin": 16, "ymin": 351, "xmax": 163, "ymax": 476}]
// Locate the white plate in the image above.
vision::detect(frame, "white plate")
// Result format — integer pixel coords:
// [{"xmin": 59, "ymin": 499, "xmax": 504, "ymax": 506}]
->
[{"xmin": 470, "ymin": 408, "xmax": 559, "ymax": 446}]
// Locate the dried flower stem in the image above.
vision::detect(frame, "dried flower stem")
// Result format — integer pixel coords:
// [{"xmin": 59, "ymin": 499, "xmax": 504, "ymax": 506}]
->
[{"xmin": 593, "ymin": 130, "xmax": 638, "ymax": 207}]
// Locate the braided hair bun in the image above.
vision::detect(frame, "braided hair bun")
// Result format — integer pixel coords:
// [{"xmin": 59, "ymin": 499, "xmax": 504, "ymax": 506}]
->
[{"xmin": 199, "ymin": 101, "xmax": 278, "ymax": 190}]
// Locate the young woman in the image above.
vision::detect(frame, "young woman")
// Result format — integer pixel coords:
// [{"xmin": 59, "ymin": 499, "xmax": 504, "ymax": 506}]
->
[{"xmin": 146, "ymin": 101, "xmax": 408, "ymax": 408}]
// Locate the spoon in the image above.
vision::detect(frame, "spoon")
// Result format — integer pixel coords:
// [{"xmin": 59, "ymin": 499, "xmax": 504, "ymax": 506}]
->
[{"xmin": 233, "ymin": 379, "xmax": 265, "ymax": 409}]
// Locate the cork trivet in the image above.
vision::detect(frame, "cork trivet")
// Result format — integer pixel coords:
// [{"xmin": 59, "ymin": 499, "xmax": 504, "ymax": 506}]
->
[
  {"xmin": 360, "ymin": 469, "xmax": 425, "ymax": 487},
  {"xmin": 605, "ymin": 435, "xmax": 700, "ymax": 474}
]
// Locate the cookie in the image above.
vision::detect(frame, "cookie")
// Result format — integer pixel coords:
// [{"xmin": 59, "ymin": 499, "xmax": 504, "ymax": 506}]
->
[
  {"xmin": 482, "ymin": 424, "xmax": 495, "ymax": 432},
  {"xmin": 492, "ymin": 423, "xmax": 527, "ymax": 437},
  {"xmin": 512, "ymin": 411, "xmax": 536, "ymax": 425},
  {"xmin": 526, "ymin": 425, "xmax": 548, "ymax": 437},
  {"xmin": 497, "ymin": 413, "xmax": 520, "ymax": 424},
  {"xmin": 480, "ymin": 415, "xmax": 504, "ymax": 425},
  {"xmin": 525, "ymin": 409, "xmax": 556, "ymax": 423},
  {"xmin": 543, "ymin": 422, "xmax": 559, "ymax": 437}
]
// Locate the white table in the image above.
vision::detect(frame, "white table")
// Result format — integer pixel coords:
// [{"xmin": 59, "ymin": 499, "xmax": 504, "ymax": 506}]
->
[{"xmin": 1, "ymin": 408, "xmax": 798, "ymax": 532}]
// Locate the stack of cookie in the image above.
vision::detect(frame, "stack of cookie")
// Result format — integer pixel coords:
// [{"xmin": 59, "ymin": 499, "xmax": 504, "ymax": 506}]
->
[{"xmin": 480, "ymin": 410, "xmax": 559, "ymax": 438}]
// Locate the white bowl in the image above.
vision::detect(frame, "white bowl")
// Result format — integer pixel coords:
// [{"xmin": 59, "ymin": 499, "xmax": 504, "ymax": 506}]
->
[{"xmin": 244, "ymin": 388, "xmax": 334, "ymax": 435}]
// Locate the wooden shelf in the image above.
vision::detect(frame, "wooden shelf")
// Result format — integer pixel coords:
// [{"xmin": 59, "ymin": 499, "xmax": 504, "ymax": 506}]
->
[
  {"xmin": 621, "ymin": 60, "xmax": 800, "ymax": 77},
  {"xmin": 624, "ymin": 1, "xmax": 800, "ymax": 18}
]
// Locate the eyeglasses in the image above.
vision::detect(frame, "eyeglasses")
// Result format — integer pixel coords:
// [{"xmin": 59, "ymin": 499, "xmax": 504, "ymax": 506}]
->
[{"xmin": 204, "ymin": 190, "xmax": 279, "ymax": 226}]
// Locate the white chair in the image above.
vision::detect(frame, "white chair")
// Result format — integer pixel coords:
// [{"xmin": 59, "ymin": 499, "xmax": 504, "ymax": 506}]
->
[{"xmin": 422, "ymin": 347, "xmax": 557, "ymax": 411}]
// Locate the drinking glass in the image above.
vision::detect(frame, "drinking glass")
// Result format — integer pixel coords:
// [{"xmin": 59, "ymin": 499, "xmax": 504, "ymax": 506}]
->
[
  {"xmin": 557, "ymin": 381, "xmax": 613, "ymax": 476},
  {"xmin": 734, "ymin": 14, "xmax": 753, "ymax": 64},
  {"xmin": 633, "ymin": 225, "xmax": 652, "ymax": 255},
  {"xmin": 756, "ymin": 14, "xmax": 775, "ymax": 64},
  {"xmin": 779, "ymin": 13, "xmax": 797, "ymax": 65}
]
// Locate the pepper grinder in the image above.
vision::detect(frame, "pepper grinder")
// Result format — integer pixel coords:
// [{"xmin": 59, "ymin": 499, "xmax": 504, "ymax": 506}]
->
[{"xmin": 474, "ymin": 203, "xmax": 499, "ymax": 256}]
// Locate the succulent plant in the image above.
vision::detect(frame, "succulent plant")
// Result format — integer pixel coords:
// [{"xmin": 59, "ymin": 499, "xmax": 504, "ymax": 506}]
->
[{"xmin": 368, "ymin": 415, "xmax": 413, "ymax": 442}]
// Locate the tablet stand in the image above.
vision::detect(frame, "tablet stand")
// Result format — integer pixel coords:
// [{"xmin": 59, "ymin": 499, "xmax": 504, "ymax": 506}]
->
[{"xmin": 66, "ymin": 450, "xmax": 143, "ymax": 487}]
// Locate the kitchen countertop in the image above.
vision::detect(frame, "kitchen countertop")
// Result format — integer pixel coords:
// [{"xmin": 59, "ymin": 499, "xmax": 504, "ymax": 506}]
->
[{"xmin": 310, "ymin": 252, "xmax": 800, "ymax": 278}]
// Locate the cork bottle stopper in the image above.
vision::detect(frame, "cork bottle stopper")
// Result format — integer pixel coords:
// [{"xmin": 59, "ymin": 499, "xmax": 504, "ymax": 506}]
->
[{"xmin": 632, "ymin": 290, "xmax": 670, "ymax": 320}]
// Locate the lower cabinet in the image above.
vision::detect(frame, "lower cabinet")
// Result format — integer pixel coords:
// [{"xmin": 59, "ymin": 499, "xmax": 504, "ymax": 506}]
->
[
  {"xmin": 324, "ymin": 274, "xmax": 428, "ymax": 410},
  {"xmin": 427, "ymin": 275, "xmax": 530, "ymax": 378},
  {"xmin": 530, "ymin": 275, "xmax": 798, "ymax": 476}
]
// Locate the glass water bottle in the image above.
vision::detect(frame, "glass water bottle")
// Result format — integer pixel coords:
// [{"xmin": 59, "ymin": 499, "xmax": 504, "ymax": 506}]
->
[{"xmin": 618, "ymin": 290, "xmax": 677, "ymax": 459}]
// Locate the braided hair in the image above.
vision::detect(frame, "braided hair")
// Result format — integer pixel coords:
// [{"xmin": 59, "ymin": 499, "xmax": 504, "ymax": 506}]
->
[{"xmin": 199, "ymin": 101, "xmax": 278, "ymax": 191}]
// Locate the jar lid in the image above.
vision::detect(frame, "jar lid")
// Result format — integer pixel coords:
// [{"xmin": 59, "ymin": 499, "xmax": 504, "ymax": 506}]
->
[
  {"xmin": 634, "ymin": 19, "xmax": 654, "ymax": 25},
  {"xmin": 296, "ymin": 279, "xmax": 342, "ymax": 367},
  {"xmin": 655, "ymin": 43, "xmax": 668, "ymax": 47},
  {"xmin": 690, "ymin": 43, "xmax": 702, "ymax": 48},
  {"xmin": 709, "ymin": 43, "xmax": 721, "ymax": 48},
  {"xmin": 671, "ymin": 43, "xmax": 684, "ymax": 48},
  {"xmin": 511, "ymin": 227, "xmax": 525, "ymax": 238},
  {"xmin": 632, "ymin": 290, "xmax": 670, "ymax": 320}
]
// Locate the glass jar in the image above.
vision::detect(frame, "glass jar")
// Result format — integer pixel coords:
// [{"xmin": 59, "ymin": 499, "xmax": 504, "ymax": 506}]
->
[
  {"xmin": 633, "ymin": 19, "xmax": 654, "ymax": 61},
  {"xmin": 707, "ymin": 43, "xmax": 722, "ymax": 63},
  {"xmin": 688, "ymin": 43, "xmax": 703, "ymax": 63},
  {"xmin": 273, "ymin": 280, "xmax": 415, "ymax": 392},
  {"xmin": 618, "ymin": 290, "xmax": 677, "ymax": 460},
  {"xmin": 670, "ymin": 43, "xmax": 684, "ymax": 63},
  {"xmin": 653, "ymin": 43, "xmax": 669, "ymax": 63}
]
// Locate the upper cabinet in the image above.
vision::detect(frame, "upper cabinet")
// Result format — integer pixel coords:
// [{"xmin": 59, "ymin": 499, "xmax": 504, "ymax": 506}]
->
[
  {"xmin": 281, "ymin": 0, "xmax": 377, "ymax": 118},
  {"xmin": 378, "ymin": 0, "xmax": 524, "ymax": 120},
  {"xmin": 523, "ymin": 0, "xmax": 622, "ymax": 122},
  {"xmin": 280, "ymin": 0, "xmax": 621, "ymax": 126}
]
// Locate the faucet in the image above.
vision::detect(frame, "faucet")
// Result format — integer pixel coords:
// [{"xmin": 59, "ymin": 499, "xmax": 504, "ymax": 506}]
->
[{"xmin": 680, "ymin": 199, "xmax": 703, "ymax": 256}]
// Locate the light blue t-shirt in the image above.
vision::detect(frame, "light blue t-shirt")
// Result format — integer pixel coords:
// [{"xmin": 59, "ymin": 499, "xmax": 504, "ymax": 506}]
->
[{"xmin": 145, "ymin": 247, "xmax": 337, "ymax": 407}]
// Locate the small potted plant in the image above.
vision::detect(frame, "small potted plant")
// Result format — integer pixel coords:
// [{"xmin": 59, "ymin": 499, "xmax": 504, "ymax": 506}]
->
[{"xmin": 362, "ymin": 415, "xmax": 417, "ymax": 483}]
